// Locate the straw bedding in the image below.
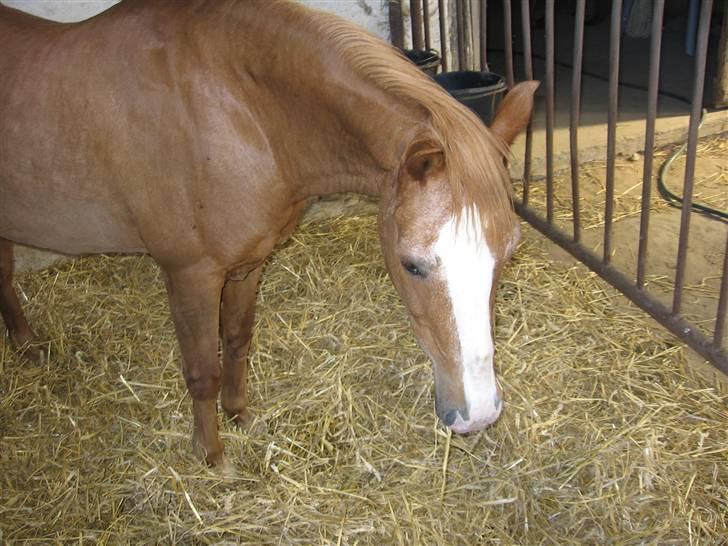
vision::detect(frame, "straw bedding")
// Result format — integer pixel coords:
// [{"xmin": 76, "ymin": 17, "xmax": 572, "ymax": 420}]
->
[{"xmin": 1, "ymin": 213, "xmax": 726, "ymax": 544}]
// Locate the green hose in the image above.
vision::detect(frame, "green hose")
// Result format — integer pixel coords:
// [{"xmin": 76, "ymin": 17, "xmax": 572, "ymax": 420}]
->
[{"xmin": 656, "ymin": 110, "xmax": 728, "ymax": 223}]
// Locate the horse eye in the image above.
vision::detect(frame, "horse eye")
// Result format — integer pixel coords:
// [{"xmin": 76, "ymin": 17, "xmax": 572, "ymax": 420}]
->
[{"xmin": 402, "ymin": 261, "xmax": 424, "ymax": 278}]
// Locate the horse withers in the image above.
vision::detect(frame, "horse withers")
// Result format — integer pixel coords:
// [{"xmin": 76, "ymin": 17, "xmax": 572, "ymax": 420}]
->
[{"xmin": 0, "ymin": 0, "xmax": 537, "ymax": 465}]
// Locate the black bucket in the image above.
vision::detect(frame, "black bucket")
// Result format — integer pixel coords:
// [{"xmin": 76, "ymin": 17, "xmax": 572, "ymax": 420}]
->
[
  {"xmin": 402, "ymin": 49, "xmax": 441, "ymax": 76},
  {"xmin": 434, "ymin": 71, "xmax": 507, "ymax": 124}
]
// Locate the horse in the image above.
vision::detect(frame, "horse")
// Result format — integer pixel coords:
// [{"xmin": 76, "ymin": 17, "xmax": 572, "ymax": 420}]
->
[{"xmin": 0, "ymin": 0, "xmax": 537, "ymax": 466}]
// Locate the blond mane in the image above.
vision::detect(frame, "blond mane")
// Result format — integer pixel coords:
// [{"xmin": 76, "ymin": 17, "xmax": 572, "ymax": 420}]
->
[
  {"xmin": 254, "ymin": 1, "xmax": 518, "ymax": 248},
  {"xmin": 289, "ymin": 3, "xmax": 514, "ymax": 225}
]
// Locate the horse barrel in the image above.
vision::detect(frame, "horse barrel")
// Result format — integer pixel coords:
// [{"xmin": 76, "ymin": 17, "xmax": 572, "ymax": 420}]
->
[{"xmin": 435, "ymin": 71, "xmax": 507, "ymax": 125}]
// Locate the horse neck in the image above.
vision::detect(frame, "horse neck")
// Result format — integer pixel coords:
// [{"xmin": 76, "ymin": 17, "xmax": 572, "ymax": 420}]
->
[
  {"xmin": 220, "ymin": 3, "xmax": 428, "ymax": 199},
  {"xmin": 264, "ymin": 66, "xmax": 426, "ymax": 200},
  {"xmin": 291, "ymin": 81, "xmax": 426, "ymax": 199}
]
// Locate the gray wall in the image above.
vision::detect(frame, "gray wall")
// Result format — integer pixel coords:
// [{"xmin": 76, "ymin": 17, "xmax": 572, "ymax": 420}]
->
[{"xmin": 2, "ymin": 0, "xmax": 391, "ymax": 37}]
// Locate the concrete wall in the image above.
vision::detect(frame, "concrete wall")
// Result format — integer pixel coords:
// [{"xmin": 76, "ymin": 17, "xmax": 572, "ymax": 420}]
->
[
  {"xmin": 1, "ymin": 0, "xmax": 391, "ymax": 37},
  {"xmin": 303, "ymin": 0, "xmax": 390, "ymax": 39},
  {"xmin": 2, "ymin": 0, "xmax": 120, "ymax": 22}
]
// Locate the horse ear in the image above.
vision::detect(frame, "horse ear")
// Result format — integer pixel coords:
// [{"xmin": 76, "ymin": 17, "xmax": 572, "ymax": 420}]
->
[
  {"xmin": 490, "ymin": 80, "xmax": 540, "ymax": 145},
  {"xmin": 403, "ymin": 138, "xmax": 445, "ymax": 182}
]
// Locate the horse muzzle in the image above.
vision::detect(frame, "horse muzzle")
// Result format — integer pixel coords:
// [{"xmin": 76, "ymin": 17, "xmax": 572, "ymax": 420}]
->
[{"xmin": 436, "ymin": 384, "xmax": 503, "ymax": 434}]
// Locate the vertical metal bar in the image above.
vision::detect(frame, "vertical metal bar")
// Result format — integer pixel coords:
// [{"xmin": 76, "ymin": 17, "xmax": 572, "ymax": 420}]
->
[
  {"xmin": 685, "ymin": 0, "xmax": 700, "ymax": 56},
  {"xmin": 502, "ymin": 0, "xmax": 514, "ymax": 87},
  {"xmin": 480, "ymin": 0, "xmax": 488, "ymax": 71},
  {"xmin": 520, "ymin": 0, "xmax": 533, "ymax": 206},
  {"xmin": 673, "ymin": 0, "xmax": 714, "ymax": 314},
  {"xmin": 545, "ymin": 0, "xmax": 555, "ymax": 224},
  {"xmin": 456, "ymin": 0, "xmax": 466, "ymax": 70},
  {"xmin": 438, "ymin": 0, "xmax": 449, "ymax": 71},
  {"xmin": 636, "ymin": 0, "xmax": 665, "ymax": 288},
  {"xmin": 466, "ymin": 0, "xmax": 475, "ymax": 71},
  {"xmin": 603, "ymin": 0, "xmax": 622, "ymax": 265},
  {"xmin": 423, "ymin": 0, "xmax": 432, "ymax": 51},
  {"xmin": 569, "ymin": 0, "xmax": 585, "ymax": 242},
  {"xmin": 714, "ymin": 233, "xmax": 728, "ymax": 349},
  {"xmin": 411, "ymin": 0, "xmax": 425, "ymax": 50},
  {"xmin": 520, "ymin": 0, "xmax": 533, "ymax": 79},
  {"xmin": 389, "ymin": 0, "xmax": 405, "ymax": 49}
]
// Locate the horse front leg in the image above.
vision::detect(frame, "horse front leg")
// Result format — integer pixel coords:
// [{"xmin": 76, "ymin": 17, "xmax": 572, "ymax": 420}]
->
[
  {"xmin": 163, "ymin": 265, "xmax": 225, "ymax": 466},
  {"xmin": 220, "ymin": 266, "xmax": 263, "ymax": 428},
  {"xmin": 0, "ymin": 238, "xmax": 39, "ymax": 360}
]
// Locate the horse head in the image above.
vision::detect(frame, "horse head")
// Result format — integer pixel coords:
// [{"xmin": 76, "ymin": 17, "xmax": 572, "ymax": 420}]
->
[{"xmin": 378, "ymin": 81, "xmax": 538, "ymax": 433}]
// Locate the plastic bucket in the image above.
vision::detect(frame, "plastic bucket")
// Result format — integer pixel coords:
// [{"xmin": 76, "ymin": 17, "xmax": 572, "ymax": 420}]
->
[
  {"xmin": 403, "ymin": 49, "xmax": 441, "ymax": 76},
  {"xmin": 434, "ymin": 71, "xmax": 507, "ymax": 124}
]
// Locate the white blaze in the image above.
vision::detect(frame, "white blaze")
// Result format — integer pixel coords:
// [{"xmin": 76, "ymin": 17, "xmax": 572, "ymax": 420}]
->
[{"xmin": 434, "ymin": 213, "xmax": 500, "ymax": 430}]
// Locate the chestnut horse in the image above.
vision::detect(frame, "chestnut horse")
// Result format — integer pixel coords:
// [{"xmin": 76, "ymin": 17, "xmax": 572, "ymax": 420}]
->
[{"xmin": 0, "ymin": 0, "xmax": 537, "ymax": 465}]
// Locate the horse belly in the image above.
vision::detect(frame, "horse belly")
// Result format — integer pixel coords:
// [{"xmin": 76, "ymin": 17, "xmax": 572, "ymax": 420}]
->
[
  {"xmin": 0, "ymin": 88, "xmax": 146, "ymax": 253},
  {"xmin": 0, "ymin": 176, "xmax": 146, "ymax": 255}
]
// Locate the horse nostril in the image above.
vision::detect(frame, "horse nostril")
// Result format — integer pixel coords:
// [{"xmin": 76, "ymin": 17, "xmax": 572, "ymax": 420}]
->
[{"xmin": 443, "ymin": 409, "xmax": 459, "ymax": 427}]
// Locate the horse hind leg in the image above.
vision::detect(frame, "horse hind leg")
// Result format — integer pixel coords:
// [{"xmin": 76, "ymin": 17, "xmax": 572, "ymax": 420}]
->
[{"xmin": 0, "ymin": 238, "xmax": 39, "ymax": 359}]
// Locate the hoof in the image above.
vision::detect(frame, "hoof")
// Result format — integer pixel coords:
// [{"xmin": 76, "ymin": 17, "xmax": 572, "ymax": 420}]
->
[
  {"xmin": 206, "ymin": 451, "xmax": 226, "ymax": 468},
  {"xmin": 192, "ymin": 430, "xmax": 225, "ymax": 467},
  {"xmin": 17, "ymin": 342, "xmax": 46, "ymax": 364},
  {"xmin": 225, "ymin": 408, "xmax": 266, "ymax": 435},
  {"xmin": 193, "ymin": 441, "xmax": 226, "ymax": 467},
  {"xmin": 216, "ymin": 458, "xmax": 240, "ymax": 478},
  {"xmin": 6, "ymin": 329, "xmax": 44, "ymax": 364}
]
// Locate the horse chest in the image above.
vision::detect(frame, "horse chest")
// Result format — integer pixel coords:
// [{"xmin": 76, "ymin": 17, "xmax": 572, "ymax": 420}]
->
[{"xmin": 217, "ymin": 200, "xmax": 306, "ymax": 278}]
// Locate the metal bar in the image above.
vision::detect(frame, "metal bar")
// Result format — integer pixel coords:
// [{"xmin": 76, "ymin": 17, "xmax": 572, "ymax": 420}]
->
[
  {"xmin": 545, "ymin": 0, "xmax": 555, "ymax": 224},
  {"xmin": 569, "ymin": 0, "xmax": 585, "ymax": 242},
  {"xmin": 673, "ymin": 0, "xmax": 713, "ymax": 315},
  {"xmin": 423, "ymin": 0, "xmax": 432, "ymax": 51},
  {"xmin": 389, "ymin": 0, "xmax": 405, "ymax": 49},
  {"xmin": 480, "ymin": 0, "xmax": 488, "ymax": 71},
  {"xmin": 713, "ymin": 233, "xmax": 728, "ymax": 349},
  {"xmin": 686, "ymin": 0, "xmax": 700, "ymax": 56},
  {"xmin": 502, "ymin": 0, "xmax": 514, "ymax": 88},
  {"xmin": 520, "ymin": 0, "xmax": 533, "ymax": 78},
  {"xmin": 466, "ymin": 0, "xmax": 475, "ymax": 71},
  {"xmin": 603, "ymin": 0, "xmax": 622, "ymax": 265},
  {"xmin": 714, "ymin": 233, "xmax": 728, "ymax": 349},
  {"xmin": 516, "ymin": 202, "xmax": 728, "ymax": 373},
  {"xmin": 438, "ymin": 0, "xmax": 448, "ymax": 71},
  {"xmin": 411, "ymin": 0, "xmax": 425, "ymax": 50},
  {"xmin": 636, "ymin": 0, "xmax": 665, "ymax": 288},
  {"xmin": 456, "ymin": 0, "xmax": 466, "ymax": 70},
  {"xmin": 520, "ymin": 0, "xmax": 533, "ymax": 206}
]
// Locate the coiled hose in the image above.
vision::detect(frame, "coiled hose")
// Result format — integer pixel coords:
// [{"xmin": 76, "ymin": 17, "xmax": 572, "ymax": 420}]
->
[{"xmin": 656, "ymin": 110, "xmax": 728, "ymax": 223}]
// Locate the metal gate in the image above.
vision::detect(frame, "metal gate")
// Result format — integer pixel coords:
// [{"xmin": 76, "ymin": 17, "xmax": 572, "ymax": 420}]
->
[{"xmin": 390, "ymin": 0, "xmax": 728, "ymax": 373}]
